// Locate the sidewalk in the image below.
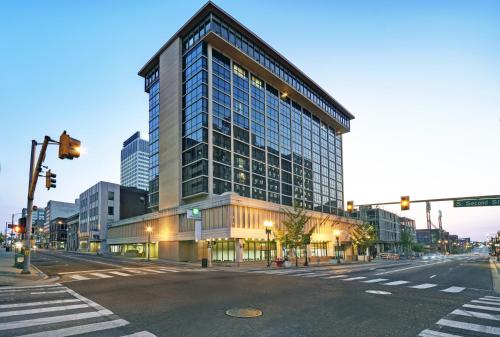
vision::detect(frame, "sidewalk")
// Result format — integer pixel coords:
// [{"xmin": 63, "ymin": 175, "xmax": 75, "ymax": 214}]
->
[
  {"xmin": 0, "ymin": 248, "xmax": 57, "ymax": 287},
  {"xmin": 490, "ymin": 257, "xmax": 500, "ymax": 294}
]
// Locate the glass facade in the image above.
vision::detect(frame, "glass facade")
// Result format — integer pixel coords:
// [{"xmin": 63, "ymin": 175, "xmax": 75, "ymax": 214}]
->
[
  {"xmin": 210, "ymin": 45, "xmax": 343, "ymax": 213},
  {"xmin": 182, "ymin": 42, "xmax": 209, "ymax": 197},
  {"xmin": 145, "ymin": 67, "xmax": 159, "ymax": 211},
  {"xmin": 182, "ymin": 14, "xmax": 350, "ymax": 131}
]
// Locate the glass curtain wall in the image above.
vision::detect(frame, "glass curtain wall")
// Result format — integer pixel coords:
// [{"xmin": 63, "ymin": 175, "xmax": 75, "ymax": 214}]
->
[
  {"xmin": 145, "ymin": 68, "xmax": 159, "ymax": 211},
  {"xmin": 182, "ymin": 42, "xmax": 209, "ymax": 197}
]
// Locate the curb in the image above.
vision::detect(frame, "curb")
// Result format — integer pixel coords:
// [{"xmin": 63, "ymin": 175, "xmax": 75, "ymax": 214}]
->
[{"xmin": 490, "ymin": 258, "xmax": 500, "ymax": 294}]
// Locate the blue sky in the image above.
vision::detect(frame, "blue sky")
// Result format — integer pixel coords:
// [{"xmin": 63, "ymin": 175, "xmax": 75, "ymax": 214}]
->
[{"xmin": 1, "ymin": 0, "xmax": 499, "ymax": 241}]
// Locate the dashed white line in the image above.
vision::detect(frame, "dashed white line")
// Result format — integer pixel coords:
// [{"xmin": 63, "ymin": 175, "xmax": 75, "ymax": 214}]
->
[
  {"xmin": 410, "ymin": 283, "xmax": 437, "ymax": 289},
  {"xmin": 440, "ymin": 286, "xmax": 465, "ymax": 293},
  {"xmin": 383, "ymin": 280, "xmax": 410, "ymax": 286},
  {"xmin": 430, "ymin": 275, "xmax": 437, "ymax": 279},
  {"xmin": 362, "ymin": 278, "xmax": 388, "ymax": 283}
]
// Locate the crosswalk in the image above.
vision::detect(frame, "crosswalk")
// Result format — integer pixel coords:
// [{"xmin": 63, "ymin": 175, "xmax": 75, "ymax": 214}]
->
[
  {"xmin": 60, "ymin": 266, "xmax": 208, "ymax": 283},
  {"xmin": 247, "ymin": 268, "xmax": 470, "ymax": 294},
  {"xmin": 419, "ymin": 295, "xmax": 500, "ymax": 336},
  {"xmin": 0, "ymin": 284, "xmax": 156, "ymax": 337}
]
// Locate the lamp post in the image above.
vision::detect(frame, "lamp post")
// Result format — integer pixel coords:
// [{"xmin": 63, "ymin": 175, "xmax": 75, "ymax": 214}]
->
[
  {"xmin": 146, "ymin": 226, "xmax": 152, "ymax": 261},
  {"xmin": 264, "ymin": 220, "xmax": 273, "ymax": 267},
  {"xmin": 333, "ymin": 229, "xmax": 341, "ymax": 264}
]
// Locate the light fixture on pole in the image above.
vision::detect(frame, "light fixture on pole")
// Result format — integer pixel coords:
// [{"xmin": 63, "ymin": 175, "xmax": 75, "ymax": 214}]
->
[
  {"xmin": 264, "ymin": 220, "xmax": 273, "ymax": 268},
  {"xmin": 146, "ymin": 226, "xmax": 152, "ymax": 261},
  {"xmin": 333, "ymin": 229, "xmax": 341, "ymax": 264}
]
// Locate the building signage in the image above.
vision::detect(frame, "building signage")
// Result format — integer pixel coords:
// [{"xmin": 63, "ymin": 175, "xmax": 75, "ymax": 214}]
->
[
  {"xmin": 453, "ymin": 198, "xmax": 500, "ymax": 208},
  {"xmin": 187, "ymin": 208, "xmax": 201, "ymax": 220}
]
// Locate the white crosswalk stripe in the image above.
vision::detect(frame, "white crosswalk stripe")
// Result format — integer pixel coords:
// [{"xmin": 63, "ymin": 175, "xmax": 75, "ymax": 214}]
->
[
  {"xmin": 89, "ymin": 272, "xmax": 113, "ymax": 279},
  {"xmin": 108, "ymin": 271, "xmax": 133, "ymax": 277},
  {"xmin": 323, "ymin": 274, "xmax": 348, "ymax": 279},
  {"xmin": 419, "ymin": 295, "xmax": 500, "ymax": 336},
  {"xmin": 69, "ymin": 275, "xmax": 89, "ymax": 281},
  {"xmin": 0, "ymin": 284, "xmax": 157, "ymax": 336},
  {"xmin": 342, "ymin": 277, "xmax": 367, "ymax": 281}
]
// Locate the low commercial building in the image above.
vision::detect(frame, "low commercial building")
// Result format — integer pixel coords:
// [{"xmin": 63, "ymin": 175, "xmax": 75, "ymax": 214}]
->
[
  {"xmin": 44, "ymin": 200, "xmax": 79, "ymax": 248},
  {"xmin": 66, "ymin": 214, "xmax": 79, "ymax": 252},
  {"xmin": 356, "ymin": 207, "xmax": 402, "ymax": 253},
  {"xmin": 49, "ymin": 217, "xmax": 68, "ymax": 249},
  {"xmin": 78, "ymin": 181, "xmax": 147, "ymax": 253}
]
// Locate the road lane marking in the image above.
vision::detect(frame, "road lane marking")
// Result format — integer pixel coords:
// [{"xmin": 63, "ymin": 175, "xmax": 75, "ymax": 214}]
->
[
  {"xmin": 302, "ymin": 273, "xmax": 332, "ymax": 278},
  {"xmin": 418, "ymin": 329, "xmax": 462, "ymax": 337},
  {"xmin": 123, "ymin": 269, "xmax": 147, "ymax": 274},
  {"xmin": 0, "ymin": 287, "xmax": 64, "ymax": 294},
  {"xmin": 0, "ymin": 299, "xmax": 80, "ymax": 309},
  {"xmin": 365, "ymin": 290, "xmax": 391, "ymax": 295},
  {"xmin": 69, "ymin": 275, "xmax": 90, "ymax": 281},
  {"xmin": 441, "ymin": 286, "xmax": 465, "ymax": 293},
  {"xmin": 472, "ymin": 300, "xmax": 500, "ymax": 306},
  {"xmin": 64, "ymin": 287, "xmax": 108, "ymax": 311},
  {"xmin": 290, "ymin": 272, "xmax": 316, "ymax": 277},
  {"xmin": 342, "ymin": 277, "xmax": 367, "ymax": 281},
  {"xmin": 30, "ymin": 290, "xmax": 67, "ymax": 295},
  {"xmin": 15, "ymin": 318, "xmax": 129, "ymax": 337},
  {"xmin": 463, "ymin": 304, "xmax": 500, "ymax": 312},
  {"xmin": 0, "ymin": 310, "xmax": 113, "ymax": 330},
  {"xmin": 430, "ymin": 275, "xmax": 437, "ymax": 279},
  {"xmin": 451, "ymin": 309, "xmax": 500, "ymax": 321},
  {"xmin": 437, "ymin": 318, "xmax": 500, "ymax": 335},
  {"xmin": 0, "ymin": 284, "xmax": 61, "ymax": 292},
  {"xmin": 486, "ymin": 295, "xmax": 500, "ymax": 300},
  {"xmin": 363, "ymin": 278, "xmax": 388, "ymax": 283},
  {"xmin": 0, "ymin": 304, "xmax": 89, "ymax": 318},
  {"xmin": 89, "ymin": 272, "xmax": 113, "ymax": 278},
  {"xmin": 119, "ymin": 331, "xmax": 157, "ymax": 337},
  {"xmin": 108, "ymin": 271, "xmax": 132, "ymax": 277},
  {"xmin": 383, "ymin": 280, "xmax": 410, "ymax": 286},
  {"xmin": 480, "ymin": 297, "xmax": 500, "ymax": 302},
  {"xmin": 323, "ymin": 275, "xmax": 348, "ymax": 279},
  {"xmin": 410, "ymin": 283, "xmax": 437, "ymax": 289},
  {"xmin": 142, "ymin": 269, "xmax": 166, "ymax": 274},
  {"xmin": 156, "ymin": 268, "xmax": 180, "ymax": 273},
  {"xmin": 376, "ymin": 261, "xmax": 446, "ymax": 275}
]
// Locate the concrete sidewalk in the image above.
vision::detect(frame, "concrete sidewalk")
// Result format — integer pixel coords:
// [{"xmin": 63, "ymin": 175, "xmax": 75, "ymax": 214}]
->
[{"xmin": 0, "ymin": 248, "xmax": 57, "ymax": 287}]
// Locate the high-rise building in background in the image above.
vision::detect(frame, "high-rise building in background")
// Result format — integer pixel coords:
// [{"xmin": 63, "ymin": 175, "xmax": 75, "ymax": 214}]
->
[
  {"xmin": 120, "ymin": 131, "xmax": 149, "ymax": 191},
  {"xmin": 108, "ymin": 2, "xmax": 357, "ymax": 262}
]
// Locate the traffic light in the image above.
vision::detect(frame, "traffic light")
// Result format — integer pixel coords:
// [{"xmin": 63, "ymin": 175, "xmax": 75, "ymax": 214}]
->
[
  {"xmin": 17, "ymin": 217, "xmax": 27, "ymax": 234},
  {"xmin": 45, "ymin": 169, "xmax": 56, "ymax": 190},
  {"xmin": 58, "ymin": 131, "xmax": 81, "ymax": 160},
  {"xmin": 346, "ymin": 201, "xmax": 354, "ymax": 213},
  {"xmin": 401, "ymin": 196, "xmax": 410, "ymax": 211}
]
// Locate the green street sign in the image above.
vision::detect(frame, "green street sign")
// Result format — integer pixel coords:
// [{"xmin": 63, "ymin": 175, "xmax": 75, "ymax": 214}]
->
[{"xmin": 453, "ymin": 198, "xmax": 500, "ymax": 208}]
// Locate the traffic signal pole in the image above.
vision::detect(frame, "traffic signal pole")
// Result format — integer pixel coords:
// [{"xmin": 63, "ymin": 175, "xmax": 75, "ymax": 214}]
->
[{"xmin": 23, "ymin": 137, "xmax": 50, "ymax": 274}]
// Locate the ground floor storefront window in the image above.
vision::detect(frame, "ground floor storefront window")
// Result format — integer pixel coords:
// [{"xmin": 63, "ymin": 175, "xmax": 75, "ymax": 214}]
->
[
  {"xmin": 243, "ymin": 240, "xmax": 276, "ymax": 261},
  {"xmin": 212, "ymin": 240, "xmax": 235, "ymax": 262},
  {"xmin": 310, "ymin": 241, "xmax": 329, "ymax": 257}
]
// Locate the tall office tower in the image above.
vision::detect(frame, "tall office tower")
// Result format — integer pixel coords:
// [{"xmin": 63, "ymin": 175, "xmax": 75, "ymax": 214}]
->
[{"xmin": 121, "ymin": 131, "xmax": 150, "ymax": 191}]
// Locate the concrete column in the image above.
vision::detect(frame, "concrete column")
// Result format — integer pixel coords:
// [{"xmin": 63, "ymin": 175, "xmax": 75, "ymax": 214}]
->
[
  {"xmin": 276, "ymin": 240, "xmax": 283, "ymax": 259},
  {"xmin": 236, "ymin": 238, "xmax": 243, "ymax": 263}
]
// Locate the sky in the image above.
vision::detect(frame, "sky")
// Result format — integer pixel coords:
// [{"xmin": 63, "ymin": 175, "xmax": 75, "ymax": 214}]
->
[{"xmin": 0, "ymin": 0, "xmax": 499, "ymax": 241}]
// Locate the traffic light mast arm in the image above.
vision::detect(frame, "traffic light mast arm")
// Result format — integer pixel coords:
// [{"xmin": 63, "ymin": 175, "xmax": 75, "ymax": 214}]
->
[{"xmin": 354, "ymin": 194, "xmax": 500, "ymax": 207}]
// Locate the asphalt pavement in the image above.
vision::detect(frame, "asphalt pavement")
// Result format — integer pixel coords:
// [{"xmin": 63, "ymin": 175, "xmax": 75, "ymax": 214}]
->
[{"xmin": 0, "ymin": 251, "xmax": 496, "ymax": 337}]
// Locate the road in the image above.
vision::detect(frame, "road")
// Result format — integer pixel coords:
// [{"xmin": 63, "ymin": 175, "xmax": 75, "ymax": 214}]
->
[{"xmin": 0, "ymin": 250, "xmax": 497, "ymax": 337}]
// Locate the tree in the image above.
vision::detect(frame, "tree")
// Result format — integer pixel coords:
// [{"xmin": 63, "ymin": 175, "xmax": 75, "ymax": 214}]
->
[
  {"xmin": 350, "ymin": 222, "xmax": 376, "ymax": 257},
  {"xmin": 412, "ymin": 243, "xmax": 424, "ymax": 253},
  {"xmin": 277, "ymin": 204, "xmax": 329, "ymax": 267},
  {"xmin": 400, "ymin": 228, "xmax": 414, "ymax": 256}
]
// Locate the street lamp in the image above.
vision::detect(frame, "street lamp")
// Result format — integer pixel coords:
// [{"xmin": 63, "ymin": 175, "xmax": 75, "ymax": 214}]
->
[
  {"xmin": 264, "ymin": 220, "xmax": 273, "ymax": 267},
  {"xmin": 333, "ymin": 229, "xmax": 341, "ymax": 264},
  {"xmin": 146, "ymin": 226, "xmax": 152, "ymax": 261}
]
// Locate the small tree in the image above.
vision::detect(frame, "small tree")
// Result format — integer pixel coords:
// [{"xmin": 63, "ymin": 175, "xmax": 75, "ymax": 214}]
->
[
  {"xmin": 412, "ymin": 243, "xmax": 424, "ymax": 253},
  {"xmin": 350, "ymin": 222, "xmax": 377, "ymax": 257},
  {"xmin": 400, "ymin": 228, "xmax": 414, "ymax": 256}
]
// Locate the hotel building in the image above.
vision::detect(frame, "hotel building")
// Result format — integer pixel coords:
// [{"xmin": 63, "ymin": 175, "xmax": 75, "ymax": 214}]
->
[{"xmin": 108, "ymin": 2, "xmax": 358, "ymax": 262}]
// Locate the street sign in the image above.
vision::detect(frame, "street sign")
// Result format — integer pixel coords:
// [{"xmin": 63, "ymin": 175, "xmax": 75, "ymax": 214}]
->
[
  {"xmin": 187, "ymin": 208, "xmax": 201, "ymax": 220},
  {"xmin": 453, "ymin": 198, "xmax": 500, "ymax": 208}
]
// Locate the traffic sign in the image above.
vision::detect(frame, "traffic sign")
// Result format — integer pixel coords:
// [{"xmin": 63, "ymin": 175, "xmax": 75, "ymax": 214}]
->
[{"xmin": 453, "ymin": 198, "xmax": 500, "ymax": 208}]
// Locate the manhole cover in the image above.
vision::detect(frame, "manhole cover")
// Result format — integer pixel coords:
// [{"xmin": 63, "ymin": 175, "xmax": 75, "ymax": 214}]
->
[
  {"xmin": 225, "ymin": 308, "xmax": 263, "ymax": 318},
  {"xmin": 365, "ymin": 290, "xmax": 392, "ymax": 295}
]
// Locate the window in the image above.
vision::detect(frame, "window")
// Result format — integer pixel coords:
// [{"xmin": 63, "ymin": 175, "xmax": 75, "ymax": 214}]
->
[
  {"xmin": 108, "ymin": 191, "xmax": 114, "ymax": 201},
  {"xmin": 108, "ymin": 207, "xmax": 114, "ymax": 216}
]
